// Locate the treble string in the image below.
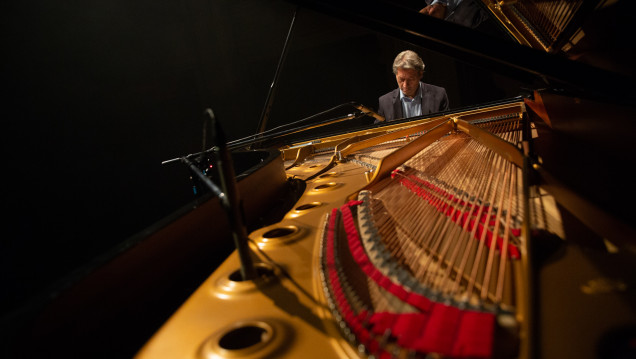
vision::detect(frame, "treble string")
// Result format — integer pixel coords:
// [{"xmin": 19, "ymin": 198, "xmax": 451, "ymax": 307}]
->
[
  {"xmin": 447, "ymin": 142, "xmax": 499, "ymax": 301},
  {"xmin": 429, "ymin": 137, "xmax": 491, "ymax": 294}
]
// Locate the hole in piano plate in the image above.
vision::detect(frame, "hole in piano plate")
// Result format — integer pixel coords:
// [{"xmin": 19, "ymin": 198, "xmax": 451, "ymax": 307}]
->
[
  {"xmin": 319, "ymin": 172, "xmax": 338, "ymax": 178},
  {"xmin": 212, "ymin": 263, "xmax": 278, "ymax": 297},
  {"xmin": 218, "ymin": 324, "xmax": 270, "ymax": 350},
  {"xmin": 295, "ymin": 202, "xmax": 322, "ymax": 211},
  {"xmin": 254, "ymin": 225, "xmax": 305, "ymax": 248},
  {"xmin": 314, "ymin": 183, "xmax": 335, "ymax": 189},
  {"xmin": 228, "ymin": 263, "xmax": 276, "ymax": 283},
  {"xmin": 312, "ymin": 182, "xmax": 340, "ymax": 192},
  {"xmin": 199, "ymin": 319, "xmax": 288, "ymax": 358},
  {"xmin": 263, "ymin": 226, "xmax": 298, "ymax": 239}
]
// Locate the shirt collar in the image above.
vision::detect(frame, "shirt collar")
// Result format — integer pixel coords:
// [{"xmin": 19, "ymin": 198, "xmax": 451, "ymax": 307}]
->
[{"xmin": 399, "ymin": 82, "xmax": 422, "ymax": 102}]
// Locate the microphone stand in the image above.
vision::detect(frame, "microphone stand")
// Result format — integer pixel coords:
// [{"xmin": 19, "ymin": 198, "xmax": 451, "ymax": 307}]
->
[
  {"xmin": 162, "ymin": 101, "xmax": 377, "ymax": 164},
  {"xmin": 207, "ymin": 109, "xmax": 257, "ymax": 281},
  {"xmin": 173, "ymin": 109, "xmax": 258, "ymax": 281},
  {"xmin": 179, "ymin": 156, "xmax": 224, "ymax": 200}
]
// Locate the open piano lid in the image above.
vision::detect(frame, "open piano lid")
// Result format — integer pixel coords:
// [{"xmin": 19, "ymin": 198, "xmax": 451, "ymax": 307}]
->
[{"xmin": 288, "ymin": 0, "xmax": 635, "ymax": 103}]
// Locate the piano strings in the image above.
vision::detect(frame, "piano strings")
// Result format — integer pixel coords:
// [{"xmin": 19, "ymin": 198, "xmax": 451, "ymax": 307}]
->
[{"xmin": 319, "ymin": 112, "xmax": 565, "ymax": 357}]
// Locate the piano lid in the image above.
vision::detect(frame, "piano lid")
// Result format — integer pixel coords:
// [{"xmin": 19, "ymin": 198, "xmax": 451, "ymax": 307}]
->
[{"xmin": 289, "ymin": 0, "xmax": 636, "ymax": 104}]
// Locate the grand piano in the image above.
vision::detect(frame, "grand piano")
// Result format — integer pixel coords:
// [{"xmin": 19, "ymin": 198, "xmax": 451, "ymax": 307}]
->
[{"xmin": 7, "ymin": 1, "xmax": 636, "ymax": 358}]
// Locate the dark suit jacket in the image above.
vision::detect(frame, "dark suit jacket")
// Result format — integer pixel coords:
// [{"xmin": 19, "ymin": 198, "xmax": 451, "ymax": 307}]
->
[{"xmin": 377, "ymin": 82, "xmax": 449, "ymax": 122}]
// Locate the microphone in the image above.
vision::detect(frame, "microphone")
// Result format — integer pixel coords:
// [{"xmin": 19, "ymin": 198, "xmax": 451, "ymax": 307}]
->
[
  {"xmin": 207, "ymin": 108, "xmax": 258, "ymax": 281},
  {"xmin": 354, "ymin": 104, "xmax": 385, "ymax": 122}
]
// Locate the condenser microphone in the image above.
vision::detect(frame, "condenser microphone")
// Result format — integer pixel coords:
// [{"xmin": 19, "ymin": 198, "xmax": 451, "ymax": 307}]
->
[{"xmin": 355, "ymin": 104, "xmax": 385, "ymax": 122}]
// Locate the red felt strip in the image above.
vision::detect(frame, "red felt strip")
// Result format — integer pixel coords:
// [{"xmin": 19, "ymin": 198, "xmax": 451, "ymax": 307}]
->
[
  {"xmin": 389, "ymin": 283, "xmax": 409, "ymax": 301},
  {"xmin": 340, "ymin": 201, "xmax": 441, "ymax": 314},
  {"xmin": 451, "ymin": 310, "xmax": 495, "ymax": 358},
  {"xmin": 391, "ymin": 312, "xmax": 421, "ymax": 338},
  {"xmin": 414, "ymin": 302, "xmax": 461, "ymax": 354},
  {"xmin": 406, "ymin": 292, "xmax": 432, "ymax": 312},
  {"xmin": 327, "ymin": 201, "xmax": 499, "ymax": 358},
  {"xmin": 369, "ymin": 312, "xmax": 399, "ymax": 335},
  {"xmin": 392, "ymin": 313, "xmax": 430, "ymax": 347}
]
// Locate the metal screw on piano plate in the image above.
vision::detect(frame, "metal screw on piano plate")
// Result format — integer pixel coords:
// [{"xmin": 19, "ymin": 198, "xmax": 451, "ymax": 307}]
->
[
  {"xmin": 497, "ymin": 312, "xmax": 518, "ymax": 330},
  {"xmin": 347, "ymin": 331, "xmax": 356, "ymax": 343},
  {"xmin": 198, "ymin": 319, "xmax": 288, "ymax": 359},
  {"xmin": 328, "ymin": 300, "xmax": 335, "ymax": 310},
  {"xmin": 358, "ymin": 344, "xmax": 366, "ymax": 355},
  {"xmin": 333, "ymin": 311, "xmax": 342, "ymax": 322}
]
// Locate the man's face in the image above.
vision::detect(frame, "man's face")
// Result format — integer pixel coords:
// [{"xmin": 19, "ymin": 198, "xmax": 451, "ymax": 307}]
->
[{"xmin": 395, "ymin": 67, "xmax": 422, "ymax": 98}]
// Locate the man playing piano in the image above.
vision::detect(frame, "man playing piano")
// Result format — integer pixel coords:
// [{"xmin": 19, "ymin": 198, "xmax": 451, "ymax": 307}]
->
[{"xmin": 377, "ymin": 50, "xmax": 449, "ymax": 122}]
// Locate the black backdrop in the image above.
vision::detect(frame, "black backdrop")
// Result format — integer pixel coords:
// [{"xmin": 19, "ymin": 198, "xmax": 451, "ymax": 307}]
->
[{"xmin": 1, "ymin": 0, "xmax": 527, "ymax": 356}]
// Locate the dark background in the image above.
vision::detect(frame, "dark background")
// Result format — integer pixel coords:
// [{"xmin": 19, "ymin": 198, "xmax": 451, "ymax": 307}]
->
[{"xmin": 1, "ymin": 0, "xmax": 530, "ymax": 357}]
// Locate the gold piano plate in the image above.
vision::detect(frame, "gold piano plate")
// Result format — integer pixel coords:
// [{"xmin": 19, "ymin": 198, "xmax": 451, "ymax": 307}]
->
[{"xmin": 135, "ymin": 93, "xmax": 636, "ymax": 359}]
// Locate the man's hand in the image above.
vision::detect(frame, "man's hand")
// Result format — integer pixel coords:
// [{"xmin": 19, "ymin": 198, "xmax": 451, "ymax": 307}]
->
[{"xmin": 419, "ymin": 3, "xmax": 447, "ymax": 19}]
